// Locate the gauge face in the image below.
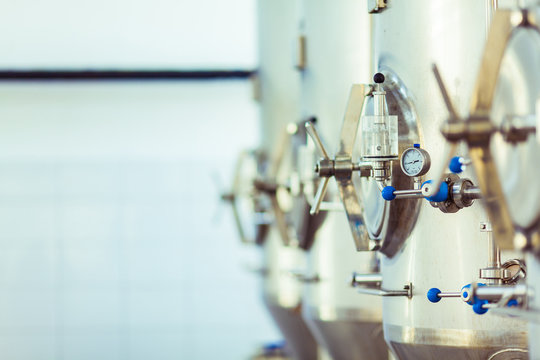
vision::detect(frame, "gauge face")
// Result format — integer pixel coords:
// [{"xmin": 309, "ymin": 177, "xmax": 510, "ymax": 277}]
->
[{"xmin": 400, "ymin": 147, "xmax": 430, "ymax": 177}]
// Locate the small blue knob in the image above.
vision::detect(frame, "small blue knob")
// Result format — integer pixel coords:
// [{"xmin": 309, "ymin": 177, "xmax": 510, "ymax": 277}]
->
[
  {"xmin": 413, "ymin": 143, "xmax": 420, "ymax": 148},
  {"xmin": 382, "ymin": 186, "xmax": 396, "ymax": 201},
  {"xmin": 264, "ymin": 340, "xmax": 286, "ymax": 351},
  {"xmin": 422, "ymin": 180, "xmax": 449, "ymax": 202},
  {"xmin": 473, "ymin": 299, "xmax": 489, "ymax": 315},
  {"xmin": 507, "ymin": 299, "xmax": 519, "ymax": 307},
  {"xmin": 427, "ymin": 288, "xmax": 442, "ymax": 303},
  {"xmin": 449, "ymin": 156, "xmax": 464, "ymax": 173}
]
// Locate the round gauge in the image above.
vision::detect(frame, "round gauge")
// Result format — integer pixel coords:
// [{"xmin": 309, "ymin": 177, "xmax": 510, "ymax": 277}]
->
[{"xmin": 400, "ymin": 146, "xmax": 431, "ymax": 177}]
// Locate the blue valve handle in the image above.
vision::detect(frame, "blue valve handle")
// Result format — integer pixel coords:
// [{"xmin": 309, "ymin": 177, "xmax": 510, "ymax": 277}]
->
[
  {"xmin": 473, "ymin": 300, "xmax": 489, "ymax": 315},
  {"xmin": 427, "ymin": 288, "xmax": 442, "ymax": 303},
  {"xmin": 472, "ymin": 296, "xmax": 519, "ymax": 315},
  {"xmin": 428, "ymin": 283, "xmax": 517, "ymax": 315},
  {"xmin": 381, "ymin": 181, "xmax": 448, "ymax": 202},
  {"xmin": 449, "ymin": 156, "xmax": 464, "ymax": 173},
  {"xmin": 507, "ymin": 299, "xmax": 519, "ymax": 307},
  {"xmin": 422, "ymin": 180, "xmax": 449, "ymax": 202},
  {"xmin": 381, "ymin": 186, "xmax": 396, "ymax": 201}
]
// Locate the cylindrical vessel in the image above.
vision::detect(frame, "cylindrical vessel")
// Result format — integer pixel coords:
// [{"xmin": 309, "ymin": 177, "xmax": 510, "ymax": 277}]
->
[
  {"xmin": 372, "ymin": 1, "xmax": 528, "ymax": 358},
  {"xmin": 299, "ymin": 1, "xmax": 388, "ymax": 359},
  {"xmin": 257, "ymin": 1, "xmax": 319, "ymax": 359},
  {"xmin": 302, "ymin": 213, "xmax": 388, "ymax": 360}
]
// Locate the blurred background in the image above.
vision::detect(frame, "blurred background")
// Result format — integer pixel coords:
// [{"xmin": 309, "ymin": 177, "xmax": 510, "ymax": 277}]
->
[{"xmin": 0, "ymin": 0, "xmax": 281, "ymax": 358}]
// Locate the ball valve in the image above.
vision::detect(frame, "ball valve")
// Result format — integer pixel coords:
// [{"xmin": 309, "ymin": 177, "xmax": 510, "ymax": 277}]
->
[
  {"xmin": 380, "ymin": 143, "xmax": 482, "ymax": 213},
  {"xmin": 427, "ymin": 283, "xmax": 527, "ymax": 315},
  {"xmin": 427, "ymin": 221, "xmax": 528, "ymax": 314}
]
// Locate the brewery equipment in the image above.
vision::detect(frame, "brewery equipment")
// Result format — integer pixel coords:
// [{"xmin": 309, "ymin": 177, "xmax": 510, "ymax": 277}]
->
[
  {"xmin": 420, "ymin": 3, "xmax": 540, "ymax": 359},
  {"xmin": 304, "ymin": 1, "xmax": 530, "ymax": 358},
  {"xmin": 223, "ymin": 1, "xmax": 540, "ymax": 359},
  {"xmin": 220, "ymin": 0, "xmax": 321, "ymax": 358},
  {"xmin": 295, "ymin": 1, "xmax": 388, "ymax": 359}
]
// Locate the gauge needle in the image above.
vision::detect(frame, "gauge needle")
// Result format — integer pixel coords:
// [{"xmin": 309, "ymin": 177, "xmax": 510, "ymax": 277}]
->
[{"xmin": 405, "ymin": 160, "xmax": 421, "ymax": 165}]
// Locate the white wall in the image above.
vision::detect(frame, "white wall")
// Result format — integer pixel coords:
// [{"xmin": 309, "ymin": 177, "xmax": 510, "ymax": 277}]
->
[
  {"xmin": 0, "ymin": 81, "xmax": 279, "ymax": 359},
  {"xmin": 0, "ymin": 0, "xmax": 256, "ymax": 69}
]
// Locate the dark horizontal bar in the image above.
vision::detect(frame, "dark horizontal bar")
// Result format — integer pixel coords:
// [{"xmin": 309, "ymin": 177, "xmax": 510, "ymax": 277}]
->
[{"xmin": 0, "ymin": 69, "xmax": 256, "ymax": 81}]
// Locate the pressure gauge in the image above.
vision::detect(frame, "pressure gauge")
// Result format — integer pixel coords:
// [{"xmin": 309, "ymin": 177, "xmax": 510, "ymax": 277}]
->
[{"xmin": 400, "ymin": 145, "xmax": 431, "ymax": 177}]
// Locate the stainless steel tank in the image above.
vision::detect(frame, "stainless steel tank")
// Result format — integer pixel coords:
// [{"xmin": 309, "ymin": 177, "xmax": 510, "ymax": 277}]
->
[
  {"xmin": 475, "ymin": 3, "xmax": 540, "ymax": 359},
  {"xmin": 256, "ymin": 1, "xmax": 319, "ymax": 359},
  {"xmin": 370, "ymin": 1, "xmax": 529, "ymax": 358},
  {"xmin": 298, "ymin": 1, "xmax": 388, "ymax": 359}
]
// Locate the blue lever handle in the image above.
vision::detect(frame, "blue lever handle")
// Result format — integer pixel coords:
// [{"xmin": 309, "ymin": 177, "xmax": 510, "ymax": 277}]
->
[
  {"xmin": 427, "ymin": 288, "xmax": 442, "ymax": 303},
  {"xmin": 473, "ymin": 300, "xmax": 489, "ymax": 315},
  {"xmin": 449, "ymin": 156, "xmax": 464, "ymax": 173},
  {"xmin": 422, "ymin": 180, "xmax": 449, "ymax": 202},
  {"xmin": 381, "ymin": 186, "xmax": 396, "ymax": 201}
]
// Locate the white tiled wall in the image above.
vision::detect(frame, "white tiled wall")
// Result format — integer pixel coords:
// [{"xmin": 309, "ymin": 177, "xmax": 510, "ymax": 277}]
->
[
  {"xmin": 0, "ymin": 81, "xmax": 278, "ymax": 359},
  {"xmin": 0, "ymin": 0, "xmax": 256, "ymax": 69}
]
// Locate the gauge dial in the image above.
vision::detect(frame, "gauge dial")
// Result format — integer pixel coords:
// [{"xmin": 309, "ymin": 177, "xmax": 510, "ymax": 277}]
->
[{"xmin": 400, "ymin": 147, "xmax": 431, "ymax": 177}]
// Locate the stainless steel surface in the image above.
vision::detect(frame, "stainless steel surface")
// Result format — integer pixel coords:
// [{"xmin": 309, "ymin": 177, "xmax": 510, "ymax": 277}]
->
[
  {"xmin": 351, "ymin": 272, "xmax": 383, "ymax": 286},
  {"xmin": 262, "ymin": 229, "xmax": 319, "ymax": 360},
  {"xmin": 264, "ymin": 301, "xmax": 319, "ymax": 360},
  {"xmin": 256, "ymin": 1, "xmax": 319, "ymax": 358},
  {"xmin": 307, "ymin": 316, "xmax": 388, "ymax": 360},
  {"xmin": 357, "ymin": 69, "xmax": 423, "ymax": 257},
  {"xmin": 479, "ymin": 221, "xmax": 506, "ymax": 285},
  {"xmin": 385, "ymin": 324, "xmax": 528, "ymax": 360},
  {"xmin": 301, "ymin": 212, "xmax": 387, "ymax": 359},
  {"xmin": 298, "ymin": 1, "xmax": 388, "ymax": 358},
  {"xmin": 356, "ymin": 283, "xmax": 412, "ymax": 298},
  {"xmin": 374, "ymin": 1, "xmax": 529, "ymax": 358},
  {"xmin": 392, "ymin": 189, "xmax": 423, "ymax": 200}
]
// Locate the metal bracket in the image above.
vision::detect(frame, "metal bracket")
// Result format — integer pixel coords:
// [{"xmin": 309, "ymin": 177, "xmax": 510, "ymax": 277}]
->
[
  {"xmin": 288, "ymin": 270, "xmax": 320, "ymax": 283},
  {"xmin": 355, "ymin": 282, "xmax": 413, "ymax": 298}
]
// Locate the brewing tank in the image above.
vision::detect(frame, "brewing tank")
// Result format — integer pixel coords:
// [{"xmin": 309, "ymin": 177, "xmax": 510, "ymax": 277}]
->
[
  {"xmin": 371, "ymin": 1, "xmax": 529, "ymax": 358},
  {"xmin": 298, "ymin": 1, "xmax": 388, "ymax": 359},
  {"xmin": 256, "ymin": 0, "xmax": 319, "ymax": 358}
]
